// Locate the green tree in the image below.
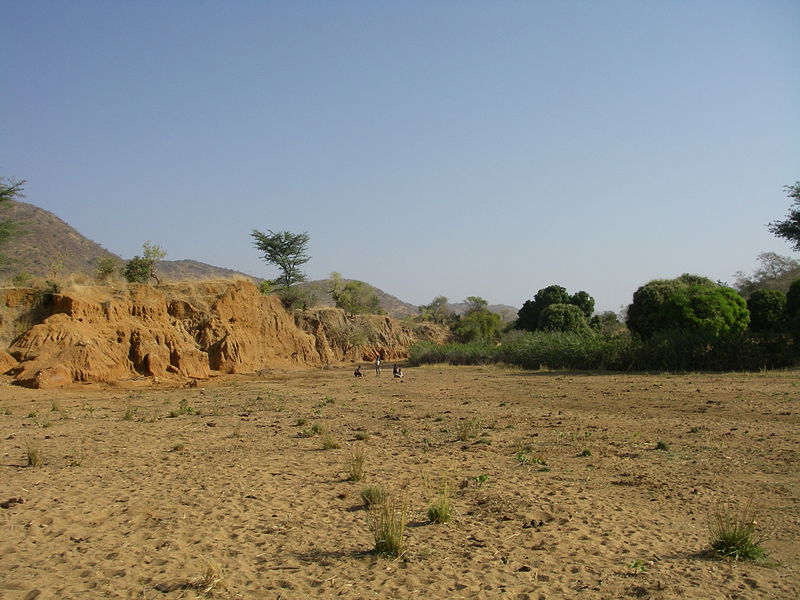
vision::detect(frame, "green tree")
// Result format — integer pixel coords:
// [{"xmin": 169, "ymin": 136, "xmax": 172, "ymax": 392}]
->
[
  {"xmin": 0, "ymin": 177, "xmax": 25, "ymax": 271},
  {"xmin": 658, "ymin": 285, "xmax": 749, "ymax": 338},
  {"xmin": 464, "ymin": 296, "xmax": 489, "ymax": 315},
  {"xmin": 516, "ymin": 285, "xmax": 570, "ymax": 331},
  {"xmin": 626, "ymin": 274, "xmax": 717, "ymax": 338},
  {"xmin": 516, "ymin": 285, "xmax": 596, "ymax": 332},
  {"xmin": 768, "ymin": 182, "xmax": 800, "ymax": 251},
  {"xmin": 569, "ymin": 291, "xmax": 595, "ymax": 319},
  {"xmin": 330, "ymin": 272, "xmax": 383, "ymax": 316},
  {"xmin": 251, "ymin": 229, "xmax": 310, "ymax": 289},
  {"xmin": 538, "ymin": 303, "xmax": 592, "ymax": 334},
  {"xmin": 419, "ymin": 295, "xmax": 453, "ymax": 325},
  {"xmin": 453, "ymin": 309, "xmax": 502, "ymax": 342},
  {"xmin": 123, "ymin": 242, "xmax": 166, "ymax": 284},
  {"xmin": 746, "ymin": 289, "xmax": 786, "ymax": 332}
]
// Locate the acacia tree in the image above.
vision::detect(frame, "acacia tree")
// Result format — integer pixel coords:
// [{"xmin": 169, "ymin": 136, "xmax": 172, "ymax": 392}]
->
[
  {"xmin": 0, "ymin": 177, "xmax": 25, "ymax": 271},
  {"xmin": 768, "ymin": 182, "xmax": 800, "ymax": 251},
  {"xmin": 251, "ymin": 229, "xmax": 310, "ymax": 289}
]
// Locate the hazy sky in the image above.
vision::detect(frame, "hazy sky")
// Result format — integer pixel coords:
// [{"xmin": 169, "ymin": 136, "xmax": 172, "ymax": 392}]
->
[{"xmin": 2, "ymin": 1, "xmax": 798, "ymax": 312}]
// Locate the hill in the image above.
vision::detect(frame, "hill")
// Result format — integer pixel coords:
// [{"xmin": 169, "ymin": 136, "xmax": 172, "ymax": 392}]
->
[
  {"xmin": 0, "ymin": 201, "xmax": 258, "ymax": 283},
  {"xmin": 1, "ymin": 200, "xmax": 120, "ymax": 279},
  {"xmin": 0, "ymin": 200, "xmax": 517, "ymax": 319}
]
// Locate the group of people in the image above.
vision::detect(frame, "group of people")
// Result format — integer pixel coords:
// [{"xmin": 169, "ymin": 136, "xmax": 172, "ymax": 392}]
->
[{"xmin": 353, "ymin": 357, "xmax": 403, "ymax": 378}]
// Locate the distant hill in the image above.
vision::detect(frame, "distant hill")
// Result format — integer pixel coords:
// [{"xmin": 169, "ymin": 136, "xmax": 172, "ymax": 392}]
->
[
  {"xmin": 157, "ymin": 259, "xmax": 256, "ymax": 282},
  {"xmin": 0, "ymin": 200, "xmax": 518, "ymax": 320},
  {"xmin": 0, "ymin": 201, "xmax": 258, "ymax": 283},
  {"xmin": 1, "ymin": 200, "xmax": 121, "ymax": 279}
]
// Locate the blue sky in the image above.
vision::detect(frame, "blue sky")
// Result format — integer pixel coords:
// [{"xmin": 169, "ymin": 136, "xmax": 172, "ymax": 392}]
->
[{"xmin": 2, "ymin": 1, "xmax": 798, "ymax": 312}]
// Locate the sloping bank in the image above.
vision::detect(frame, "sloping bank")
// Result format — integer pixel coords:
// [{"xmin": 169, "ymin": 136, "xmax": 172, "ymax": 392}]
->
[{"xmin": 0, "ymin": 280, "xmax": 416, "ymax": 388}]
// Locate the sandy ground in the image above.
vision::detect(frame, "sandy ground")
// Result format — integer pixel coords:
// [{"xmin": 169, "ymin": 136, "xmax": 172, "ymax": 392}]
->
[{"xmin": 1, "ymin": 364, "xmax": 798, "ymax": 599}]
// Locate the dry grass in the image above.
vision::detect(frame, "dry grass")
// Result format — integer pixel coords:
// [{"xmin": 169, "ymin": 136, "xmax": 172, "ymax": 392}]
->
[
  {"xmin": 25, "ymin": 441, "xmax": 43, "ymax": 467},
  {"xmin": 369, "ymin": 495, "xmax": 407, "ymax": 558},
  {"xmin": 195, "ymin": 558, "xmax": 225, "ymax": 596},
  {"xmin": 346, "ymin": 446, "xmax": 366, "ymax": 481}
]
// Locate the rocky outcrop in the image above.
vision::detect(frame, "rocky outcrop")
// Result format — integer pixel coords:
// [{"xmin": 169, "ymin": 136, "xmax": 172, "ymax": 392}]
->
[{"xmin": 1, "ymin": 281, "xmax": 417, "ymax": 388}]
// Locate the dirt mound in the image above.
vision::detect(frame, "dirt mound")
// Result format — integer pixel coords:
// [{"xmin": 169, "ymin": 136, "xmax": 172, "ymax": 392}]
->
[{"xmin": 2, "ymin": 281, "xmax": 418, "ymax": 388}]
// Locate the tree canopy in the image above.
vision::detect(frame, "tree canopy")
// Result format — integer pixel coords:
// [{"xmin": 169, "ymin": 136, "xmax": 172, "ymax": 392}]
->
[
  {"xmin": 516, "ymin": 285, "xmax": 595, "ymax": 332},
  {"xmin": 768, "ymin": 182, "xmax": 800, "ymax": 251},
  {"xmin": 628, "ymin": 275, "xmax": 748, "ymax": 339},
  {"xmin": 251, "ymin": 229, "xmax": 310, "ymax": 289}
]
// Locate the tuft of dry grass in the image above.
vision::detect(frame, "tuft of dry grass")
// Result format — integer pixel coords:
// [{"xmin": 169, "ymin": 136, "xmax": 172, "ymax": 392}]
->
[
  {"xmin": 195, "ymin": 558, "xmax": 225, "ymax": 596},
  {"xmin": 361, "ymin": 485, "xmax": 388, "ymax": 507},
  {"xmin": 321, "ymin": 433, "xmax": 341, "ymax": 450},
  {"xmin": 456, "ymin": 417, "xmax": 482, "ymax": 442},
  {"xmin": 346, "ymin": 446, "xmax": 366, "ymax": 481},
  {"xmin": 709, "ymin": 498, "xmax": 766, "ymax": 561},
  {"xmin": 25, "ymin": 441, "xmax": 43, "ymax": 467},
  {"xmin": 427, "ymin": 482, "xmax": 454, "ymax": 524},
  {"xmin": 369, "ymin": 495, "xmax": 407, "ymax": 558}
]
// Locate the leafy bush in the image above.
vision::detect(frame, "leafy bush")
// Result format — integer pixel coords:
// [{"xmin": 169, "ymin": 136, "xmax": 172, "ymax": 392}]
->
[{"xmin": 411, "ymin": 326, "xmax": 796, "ymax": 372}]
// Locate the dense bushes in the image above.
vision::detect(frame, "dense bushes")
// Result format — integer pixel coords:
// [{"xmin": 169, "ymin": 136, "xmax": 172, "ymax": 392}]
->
[
  {"xmin": 409, "ymin": 329, "xmax": 797, "ymax": 372},
  {"xmin": 412, "ymin": 274, "xmax": 800, "ymax": 373}
]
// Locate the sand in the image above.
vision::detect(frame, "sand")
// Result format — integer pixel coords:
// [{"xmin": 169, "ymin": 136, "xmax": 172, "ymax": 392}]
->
[{"xmin": 1, "ymin": 365, "xmax": 798, "ymax": 599}]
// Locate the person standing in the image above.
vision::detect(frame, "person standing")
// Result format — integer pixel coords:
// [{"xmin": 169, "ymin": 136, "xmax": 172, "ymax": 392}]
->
[{"xmin": 375, "ymin": 355, "xmax": 382, "ymax": 376}]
